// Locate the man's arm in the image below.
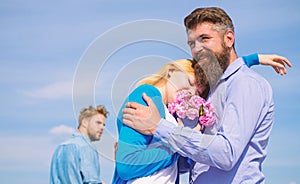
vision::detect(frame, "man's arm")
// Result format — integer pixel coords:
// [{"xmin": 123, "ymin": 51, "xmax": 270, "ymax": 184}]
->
[
  {"xmin": 123, "ymin": 77, "xmax": 270, "ymax": 170},
  {"xmin": 122, "ymin": 93, "xmax": 161, "ymax": 135}
]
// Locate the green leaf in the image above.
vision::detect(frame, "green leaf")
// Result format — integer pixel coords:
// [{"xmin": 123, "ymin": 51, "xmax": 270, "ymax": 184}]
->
[{"xmin": 199, "ymin": 105, "xmax": 204, "ymax": 116}]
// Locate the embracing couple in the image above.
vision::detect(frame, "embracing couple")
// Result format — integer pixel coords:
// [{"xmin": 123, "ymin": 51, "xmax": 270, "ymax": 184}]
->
[{"xmin": 113, "ymin": 7, "xmax": 291, "ymax": 184}]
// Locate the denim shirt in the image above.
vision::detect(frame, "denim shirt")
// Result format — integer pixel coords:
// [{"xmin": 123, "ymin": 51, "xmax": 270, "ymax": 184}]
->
[{"xmin": 50, "ymin": 133, "xmax": 102, "ymax": 184}]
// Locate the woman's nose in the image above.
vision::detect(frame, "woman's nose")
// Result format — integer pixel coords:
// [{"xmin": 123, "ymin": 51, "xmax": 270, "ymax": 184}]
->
[{"xmin": 187, "ymin": 86, "xmax": 197, "ymax": 95}]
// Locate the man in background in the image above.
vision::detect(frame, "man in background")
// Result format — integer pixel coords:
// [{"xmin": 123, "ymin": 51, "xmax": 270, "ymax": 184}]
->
[{"xmin": 50, "ymin": 105, "xmax": 109, "ymax": 184}]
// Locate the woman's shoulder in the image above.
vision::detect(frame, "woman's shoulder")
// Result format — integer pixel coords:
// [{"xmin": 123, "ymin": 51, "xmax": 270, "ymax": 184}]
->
[
  {"xmin": 126, "ymin": 84, "xmax": 165, "ymax": 118},
  {"xmin": 132, "ymin": 84, "xmax": 161, "ymax": 97}
]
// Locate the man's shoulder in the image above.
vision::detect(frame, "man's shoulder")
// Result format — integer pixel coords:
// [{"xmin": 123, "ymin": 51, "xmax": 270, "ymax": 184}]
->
[
  {"xmin": 241, "ymin": 65, "xmax": 271, "ymax": 84},
  {"xmin": 60, "ymin": 134, "xmax": 88, "ymax": 148},
  {"xmin": 54, "ymin": 138, "xmax": 91, "ymax": 158},
  {"xmin": 224, "ymin": 58, "xmax": 263, "ymax": 82},
  {"xmin": 227, "ymin": 60, "xmax": 268, "ymax": 82},
  {"xmin": 229, "ymin": 64, "xmax": 273, "ymax": 95}
]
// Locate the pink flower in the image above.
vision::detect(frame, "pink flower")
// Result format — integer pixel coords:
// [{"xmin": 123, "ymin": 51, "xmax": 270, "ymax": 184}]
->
[
  {"xmin": 176, "ymin": 90, "xmax": 190, "ymax": 102},
  {"xmin": 176, "ymin": 101, "xmax": 189, "ymax": 118},
  {"xmin": 187, "ymin": 108, "xmax": 198, "ymax": 120},
  {"xmin": 189, "ymin": 95, "xmax": 205, "ymax": 109},
  {"xmin": 167, "ymin": 90, "xmax": 216, "ymax": 128},
  {"xmin": 199, "ymin": 102, "xmax": 215, "ymax": 127},
  {"xmin": 167, "ymin": 102, "xmax": 176, "ymax": 114}
]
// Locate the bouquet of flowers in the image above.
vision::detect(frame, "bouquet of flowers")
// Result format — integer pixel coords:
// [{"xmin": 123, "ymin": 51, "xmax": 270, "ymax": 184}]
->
[{"xmin": 167, "ymin": 90, "xmax": 216, "ymax": 128}]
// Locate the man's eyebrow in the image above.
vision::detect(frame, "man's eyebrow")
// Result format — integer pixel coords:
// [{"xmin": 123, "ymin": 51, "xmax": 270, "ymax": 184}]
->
[
  {"xmin": 96, "ymin": 120, "xmax": 104, "ymax": 125},
  {"xmin": 188, "ymin": 34, "xmax": 210, "ymax": 42}
]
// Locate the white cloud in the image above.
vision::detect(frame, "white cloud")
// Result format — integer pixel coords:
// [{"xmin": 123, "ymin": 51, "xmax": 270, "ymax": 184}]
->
[
  {"xmin": 49, "ymin": 125, "xmax": 76, "ymax": 144},
  {"xmin": 49, "ymin": 124, "xmax": 75, "ymax": 136},
  {"xmin": 18, "ymin": 81, "xmax": 73, "ymax": 100}
]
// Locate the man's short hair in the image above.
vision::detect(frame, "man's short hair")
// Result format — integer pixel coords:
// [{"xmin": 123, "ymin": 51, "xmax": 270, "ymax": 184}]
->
[
  {"xmin": 184, "ymin": 7, "xmax": 234, "ymax": 34},
  {"xmin": 78, "ymin": 105, "xmax": 109, "ymax": 127}
]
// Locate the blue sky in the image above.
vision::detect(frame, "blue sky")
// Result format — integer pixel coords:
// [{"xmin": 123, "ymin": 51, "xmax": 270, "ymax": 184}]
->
[{"xmin": 1, "ymin": 0, "xmax": 300, "ymax": 183}]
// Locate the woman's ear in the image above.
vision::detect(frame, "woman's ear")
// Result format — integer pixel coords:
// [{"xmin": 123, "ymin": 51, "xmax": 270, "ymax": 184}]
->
[{"xmin": 168, "ymin": 68, "xmax": 176, "ymax": 78}]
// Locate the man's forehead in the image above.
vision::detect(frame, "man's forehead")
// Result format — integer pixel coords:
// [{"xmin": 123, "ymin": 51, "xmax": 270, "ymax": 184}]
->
[
  {"xmin": 90, "ymin": 113, "xmax": 105, "ymax": 120},
  {"xmin": 97, "ymin": 114, "xmax": 106, "ymax": 122},
  {"xmin": 187, "ymin": 23, "xmax": 215, "ymax": 36},
  {"xmin": 187, "ymin": 29, "xmax": 204, "ymax": 40}
]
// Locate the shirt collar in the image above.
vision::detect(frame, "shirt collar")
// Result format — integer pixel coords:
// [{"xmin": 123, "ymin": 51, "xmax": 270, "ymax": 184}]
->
[
  {"xmin": 73, "ymin": 132, "xmax": 98, "ymax": 152},
  {"xmin": 221, "ymin": 57, "xmax": 244, "ymax": 80}
]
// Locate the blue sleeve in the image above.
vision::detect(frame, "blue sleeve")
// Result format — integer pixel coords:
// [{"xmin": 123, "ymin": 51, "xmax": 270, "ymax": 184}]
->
[
  {"xmin": 115, "ymin": 84, "xmax": 179, "ymax": 181},
  {"xmin": 242, "ymin": 53, "xmax": 259, "ymax": 67},
  {"xmin": 50, "ymin": 145, "xmax": 83, "ymax": 184}
]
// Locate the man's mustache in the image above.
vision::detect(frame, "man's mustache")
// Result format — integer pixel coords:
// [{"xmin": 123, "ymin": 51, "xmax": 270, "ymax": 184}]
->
[{"xmin": 193, "ymin": 48, "xmax": 217, "ymax": 64}]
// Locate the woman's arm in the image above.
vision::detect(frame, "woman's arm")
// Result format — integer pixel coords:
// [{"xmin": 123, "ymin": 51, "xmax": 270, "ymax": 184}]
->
[
  {"xmin": 258, "ymin": 54, "xmax": 292, "ymax": 75},
  {"xmin": 243, "ymin": 53, "xmax": 292, "ymax": 75}
]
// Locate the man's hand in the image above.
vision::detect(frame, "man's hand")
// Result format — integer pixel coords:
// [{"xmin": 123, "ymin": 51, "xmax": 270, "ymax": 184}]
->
[
  {"xmin": 258, "ymin": 54, "xmax": 292, "ymax": 75},
  {"xmin": 114, "ymin": 142, "xmax": 118, "ymax": 161},
  {"xmin": 122, "ymin": 93, "xmax": 162, "ymax": 135}
]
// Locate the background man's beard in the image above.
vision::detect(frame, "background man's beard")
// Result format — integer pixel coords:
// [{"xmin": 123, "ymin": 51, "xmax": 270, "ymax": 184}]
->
[{"xmin": 193, "ymin": 45, "xmax": 230, "ymax": 99}]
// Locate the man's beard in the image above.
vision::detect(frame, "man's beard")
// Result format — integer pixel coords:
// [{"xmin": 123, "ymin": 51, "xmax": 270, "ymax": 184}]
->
[{"xmin": 193, "ymin": 43, "xmax": 230, "ymax": 99}]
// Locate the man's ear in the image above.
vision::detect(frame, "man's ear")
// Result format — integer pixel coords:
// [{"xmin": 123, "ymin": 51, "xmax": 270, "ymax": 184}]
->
[
  {"xmin": 224, "ymin": 30, "xmax": 235, "ymax": 48},
  {"xmin": 81, "ymin": 118, "xmax": 88, "ymax": 128}
]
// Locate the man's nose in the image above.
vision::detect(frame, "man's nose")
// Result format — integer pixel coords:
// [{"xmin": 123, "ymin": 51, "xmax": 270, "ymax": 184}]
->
[{"xmin": 192, "ymin": 41, "xmax": 205, "ymax": 56}]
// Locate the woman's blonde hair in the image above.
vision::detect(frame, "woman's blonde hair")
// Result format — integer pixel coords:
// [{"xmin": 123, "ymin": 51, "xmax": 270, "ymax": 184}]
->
[{"xmin": 137, "ymin": 59, "xmax": 194, "ymax": 87}]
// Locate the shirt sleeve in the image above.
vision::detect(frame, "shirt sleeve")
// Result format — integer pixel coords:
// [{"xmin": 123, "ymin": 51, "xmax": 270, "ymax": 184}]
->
[
  {"xmin": 154, "ymin": 76, "xmax": 268, "ymax": 171},
  {"xmin": 50, "ymin": 144, "xmax": 83, "ymax": 184},
  {"xmin": 242, "ymin": 53, "xmax": 259, "ymax": 67},
  {"xmin": 116, "ymin": 84, "xmax": 179, "ymax": 181}
]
